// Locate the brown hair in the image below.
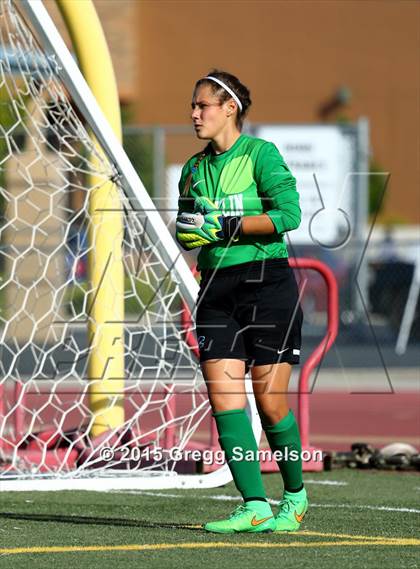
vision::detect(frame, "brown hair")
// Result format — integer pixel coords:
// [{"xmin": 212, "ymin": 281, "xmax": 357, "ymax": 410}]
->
[
  {"xmin": 182, "ymin": 149, "xmax": 208, "ymax": 196},
  {"xmin": 194, "ymin": 69, "xmax": 252, "ymax": 130}
]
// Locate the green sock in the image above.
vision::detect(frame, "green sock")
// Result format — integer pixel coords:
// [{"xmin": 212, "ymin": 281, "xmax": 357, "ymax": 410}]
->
[
  {"xmin": 213, "ymin": 408, "xmax": 266, "ymax": 501},
  {"xmin": 263, "ymin": 410, "xmax": 303, "ymax": 492}
]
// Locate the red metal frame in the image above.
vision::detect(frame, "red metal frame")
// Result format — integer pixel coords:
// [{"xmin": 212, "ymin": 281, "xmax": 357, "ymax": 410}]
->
[
  {"xmin": 289, "ymin": 258, "xmax": 339, "ymax": 449},
  {"xmin": 181, "ymin": 258, "xmax": 339, "ymax": 471},
  {"xmin": 0, "ymin": 258, "xmax": 338, "ymax": 474}
]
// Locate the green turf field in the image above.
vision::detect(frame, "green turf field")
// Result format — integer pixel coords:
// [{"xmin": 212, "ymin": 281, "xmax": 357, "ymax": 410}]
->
[{"xmin": 1, "ymin": 470, "xmax": 419, "ymax": 568}]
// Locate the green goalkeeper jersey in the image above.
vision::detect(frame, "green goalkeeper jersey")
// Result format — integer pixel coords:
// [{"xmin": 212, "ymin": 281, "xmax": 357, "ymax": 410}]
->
[{"xmin": 177, "ymin": 133, "xmax": 301, "ymax": 270}]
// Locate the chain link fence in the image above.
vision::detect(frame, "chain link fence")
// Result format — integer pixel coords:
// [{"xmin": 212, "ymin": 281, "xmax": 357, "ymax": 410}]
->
[{"xmin": 122, "ymin": 123, "xmax": 420, "ymax": 365}]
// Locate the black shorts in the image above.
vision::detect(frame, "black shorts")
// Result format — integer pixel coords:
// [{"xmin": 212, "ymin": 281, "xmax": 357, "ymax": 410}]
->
[{"xmin": 196, "ymin": 259, "xmax": 303, "ymax": 368}]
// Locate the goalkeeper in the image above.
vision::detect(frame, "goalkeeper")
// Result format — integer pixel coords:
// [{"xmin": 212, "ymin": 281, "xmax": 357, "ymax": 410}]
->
[{"xmin": 176, "ymin": 70, "xmax": 307, "ymax": 534}]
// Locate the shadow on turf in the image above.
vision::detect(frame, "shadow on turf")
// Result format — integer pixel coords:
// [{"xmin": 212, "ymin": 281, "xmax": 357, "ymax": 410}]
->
[{"xmin": 0, "ymin": 511, "xmax": 201, "ymax": 531}]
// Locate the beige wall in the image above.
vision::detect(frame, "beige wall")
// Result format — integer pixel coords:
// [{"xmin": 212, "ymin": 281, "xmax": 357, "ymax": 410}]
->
[
  {"xmin": 42, "ymin": 0, "xmax": 419, "ymax": 224},
  {"xmin": 135, "ymin": 0, "xmax": 419, "ymax": 224}
]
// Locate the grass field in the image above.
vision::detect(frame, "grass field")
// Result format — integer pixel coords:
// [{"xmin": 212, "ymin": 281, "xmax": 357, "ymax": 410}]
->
[{"xmin": 1, "ymin": 470, "xmax": 419, "ymax": 568}]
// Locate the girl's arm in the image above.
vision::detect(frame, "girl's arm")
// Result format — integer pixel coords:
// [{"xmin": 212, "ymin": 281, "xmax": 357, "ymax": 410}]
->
[
  {"xmin": 241, "ymin": 213, "xmax": 276, "ymax": 235},
  {"xmin": 251, "ymin": 142, "xmax": 301, "ymax": 236}
]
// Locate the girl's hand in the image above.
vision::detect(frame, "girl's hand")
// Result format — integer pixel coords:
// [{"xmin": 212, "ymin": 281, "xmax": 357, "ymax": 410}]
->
[{"xmin": 176, "ymin": 210, "xmax": 224, "ymax": 250}]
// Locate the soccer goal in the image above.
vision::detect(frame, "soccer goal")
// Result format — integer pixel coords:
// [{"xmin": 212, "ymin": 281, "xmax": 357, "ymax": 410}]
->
[{"xmin": 0, "ymin": 0, "xmax": 267, "ymax": 491}]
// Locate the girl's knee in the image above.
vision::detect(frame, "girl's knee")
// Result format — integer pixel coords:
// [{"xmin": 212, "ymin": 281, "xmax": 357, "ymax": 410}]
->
[{"xmin": 257, "ymin": 402, "xmax": 289, "ymax": 426}]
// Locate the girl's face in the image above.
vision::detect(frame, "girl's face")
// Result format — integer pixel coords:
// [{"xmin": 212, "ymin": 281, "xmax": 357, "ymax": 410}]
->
[{"xmin": 191, "ymin": 84, "xmax": 233, "ymax": 140}]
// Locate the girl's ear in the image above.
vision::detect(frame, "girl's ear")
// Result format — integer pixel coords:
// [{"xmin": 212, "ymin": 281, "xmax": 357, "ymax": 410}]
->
[{"xmin": 226, "ymin": 99, "xmax": 237, "ymax": 117}]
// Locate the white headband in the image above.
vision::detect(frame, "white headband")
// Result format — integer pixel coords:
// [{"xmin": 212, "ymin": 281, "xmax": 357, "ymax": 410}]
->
[{"xmin": 204, "ymin": 76, "xmax": 243, "ymax": 111}]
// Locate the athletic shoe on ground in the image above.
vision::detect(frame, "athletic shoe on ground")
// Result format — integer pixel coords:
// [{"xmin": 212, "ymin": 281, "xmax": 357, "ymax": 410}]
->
[
  {"xmin": 204, "ymin": 502, "xmax": 276, "ymax": 534},
  {"xmin": 275, "ymin": 488, "xmax": 308, "ymax": 532}
]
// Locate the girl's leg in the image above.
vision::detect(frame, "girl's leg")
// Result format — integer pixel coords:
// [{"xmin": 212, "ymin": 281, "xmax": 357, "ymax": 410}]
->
[
  {"xmin": 202, "ymin": 358, "xmax": 247, "ymax": 413},
  {"xmin": 202, "ymin": 358, "xmax": 265, "ymax": 500},
  {"xmin": 251, "ymin": 362, "xmax": 308, "ymax": 531},
  {"xmin": 251, "ymin": 362, "xmax": 303, "ymax": 491},
  {"xmin": 202, "ymin": 358, "xmax": 275, "ymax": 533}
]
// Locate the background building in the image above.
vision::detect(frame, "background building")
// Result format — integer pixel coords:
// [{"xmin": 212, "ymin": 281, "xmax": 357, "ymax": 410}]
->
[{"xmin": 47, "ymin": 0, "xmax": 419, "ymax": 224}]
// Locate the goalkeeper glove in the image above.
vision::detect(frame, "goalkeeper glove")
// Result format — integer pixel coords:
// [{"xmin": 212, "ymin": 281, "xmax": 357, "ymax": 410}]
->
[
  {"xmin": 176, "ymin": 197, "xmax": 243, "ymax": 251},
  {"xmin": 176, "ymin": 210, "xmax": 223, "ymax": 250}
]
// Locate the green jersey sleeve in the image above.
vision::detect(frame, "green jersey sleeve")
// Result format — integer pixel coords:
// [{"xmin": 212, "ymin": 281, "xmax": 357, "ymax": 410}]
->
[{"xmin": 254, "ymin": 142, "xmax": 301, "ymax": 234}]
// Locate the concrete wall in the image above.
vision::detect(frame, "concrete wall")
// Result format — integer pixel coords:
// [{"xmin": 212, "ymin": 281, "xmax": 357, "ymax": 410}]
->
[
  {"xmin": 42, "ymin": 0, "xmax": 419, "ymax": 224},
  {"xmin": 134, "ymin": 0, "xmax": 419, "ymax": 224}
]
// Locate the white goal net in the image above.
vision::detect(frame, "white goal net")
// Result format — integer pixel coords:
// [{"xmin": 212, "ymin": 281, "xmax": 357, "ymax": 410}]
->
[{"xmin": 0, "ymin": 0, "xmax": 249, "ymax": 490}]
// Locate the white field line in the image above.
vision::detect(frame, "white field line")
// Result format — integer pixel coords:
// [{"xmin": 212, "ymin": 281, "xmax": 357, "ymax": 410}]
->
[
  {"xmin": 113, "ymin": 490, "xmax": 420, "ymax": 514},
  {"xmin": 108, "ymin": 479, "xmax": 347, "ymax": 490},
  {"xmin": 302, "ymin": 479, "xmax": 348, "ymax": 486}
]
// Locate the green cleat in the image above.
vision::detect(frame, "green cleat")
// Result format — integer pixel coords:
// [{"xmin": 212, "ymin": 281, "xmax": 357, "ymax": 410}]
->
[
  {"xmin": 275, "ymin": 488, "xmax": 308, "ymax": 532},
  {"xmin": 204, "ymin": 501, "xmax": 276, "ymax": 534}
]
